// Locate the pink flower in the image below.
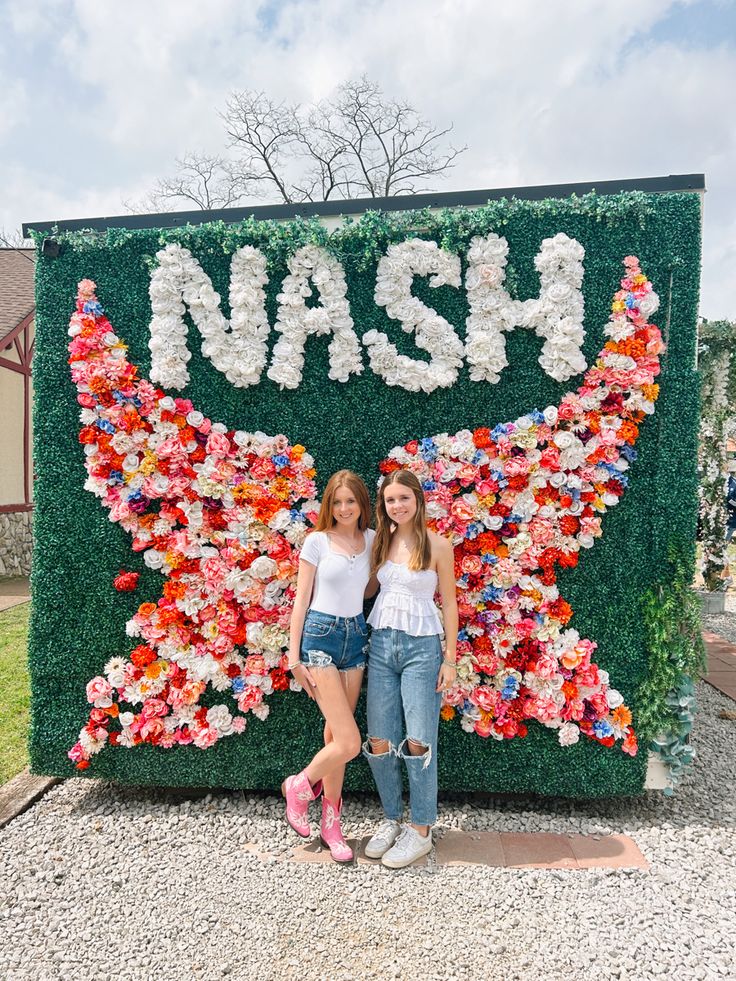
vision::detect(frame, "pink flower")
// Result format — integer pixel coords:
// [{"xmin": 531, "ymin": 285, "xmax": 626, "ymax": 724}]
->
[
  {"xmin": 471, "ymin": 685, "xmax": 498, "ymax": 712},
  {"xmin": 192, "ymin": 725, "xmax": 219, "ymax": 749},
  {"xmin": 139, "ymin": 717, "xmax": 165, "ymax": 742},
  {"xmin": 86, "ymin": 677, "xmax": 112, "ymax": 705},
  {"xmin": 68, "ymin": 742, "xmax": 87, "ymax": 763},
  {"xmin": 141, "ymin": 698, "xmax": 169, "ymax": 719},
  {"xmin": 237, "ymin": 686, "xmax": 264, "ymax": 712},
  {"xmin": 504, "ymin": 456, "xmax": 530, "ymax": 478},
  {"xmin": 461, "ymin": 555, "xmax": 483, "ymax": 576}
]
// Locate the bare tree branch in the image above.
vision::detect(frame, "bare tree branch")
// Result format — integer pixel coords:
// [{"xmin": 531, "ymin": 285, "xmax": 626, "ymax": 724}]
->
[
  {"xmin": 0, "ymin": 226, "xmax": 33, "ymax": 248},
  {"xmin": 221, "ymin": 91, "xmax": 302, "ymax": 204},
  {"xmin": 130, "ymin": 77, "xmax": 467, "ymax": 212},
  {"xmin": 124, "ymin": 153, "xmax": 250, "ymax": 213}
]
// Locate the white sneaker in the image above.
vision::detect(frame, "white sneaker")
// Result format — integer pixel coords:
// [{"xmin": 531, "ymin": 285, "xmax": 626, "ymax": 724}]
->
[
  {"xmin": 381, "ymin": 824, "xmax": 432, "ymax": 868},
  {"xmin": 364, "ymin": 819, "xmax": 402, "ymax": 859}
]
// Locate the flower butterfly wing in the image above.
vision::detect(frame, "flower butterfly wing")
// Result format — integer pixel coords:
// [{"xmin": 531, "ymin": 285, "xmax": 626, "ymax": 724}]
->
[
  {"xmin": 378, "ymin": 258, "xmax": 661, "ymax": 753},
  {"xmin": 68, "ymin": 280, "xmax": 318, "ymax": 768}
]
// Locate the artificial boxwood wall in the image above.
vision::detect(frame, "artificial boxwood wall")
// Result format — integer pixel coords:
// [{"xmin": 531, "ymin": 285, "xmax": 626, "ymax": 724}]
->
[{"xmin": 29, "ymin": 190, "xmax": 701, "ymax": 797}]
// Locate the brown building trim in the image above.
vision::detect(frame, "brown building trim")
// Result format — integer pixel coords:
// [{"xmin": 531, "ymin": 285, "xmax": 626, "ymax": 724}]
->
[
  {"xmin": 0, "ymin": 504, "xmax": 34, "ymax": 514},
  {"xmin": 1, "ymin": 309, "xmax": 35, "ymax": 505},
  {"xmin": 1, "ymin": 310, "xmax": 34, "ymax": 357}
]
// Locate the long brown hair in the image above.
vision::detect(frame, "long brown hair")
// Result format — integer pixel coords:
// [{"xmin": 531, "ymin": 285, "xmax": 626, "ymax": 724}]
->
[
  {"xmin": 372, "ymin": 469, "xmax": 431, "ymax": 573},
  {"xmin": 312, "ymin": 470, "xmax": 371, "ymax": 533}
]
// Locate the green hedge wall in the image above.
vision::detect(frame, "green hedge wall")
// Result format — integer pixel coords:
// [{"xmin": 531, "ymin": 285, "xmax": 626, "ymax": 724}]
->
[{"xmin": 29, "ymin": 190, "xmax": 701, "ymax": 797}]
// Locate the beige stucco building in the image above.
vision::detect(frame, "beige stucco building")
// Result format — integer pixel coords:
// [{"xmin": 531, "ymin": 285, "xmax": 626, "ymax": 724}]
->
[{"xmin": 0, "ymin": 247, "xmax": 35, "ymax": 576}]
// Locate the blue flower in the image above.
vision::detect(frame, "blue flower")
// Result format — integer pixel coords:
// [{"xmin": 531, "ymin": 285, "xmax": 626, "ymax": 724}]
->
[
  {"xmin": 501, "ymin": 677, "xmax": 519, "ymax": 701},
  {"xmin": 108, "ymin": 470, "xmax": 124, "ymax": 485},
  {"xmin": 96, "ymin": 419, "xmax": 115, "ymax": 434},
  {"xmin": 620, "ymin": 445, "xmax": 638, "ymax": 462},
  {"xmin": 482, "ymin": 585, "xmax": 503, "ymax": 602},
  {"xmin": 419, "ymin": 438, "xmax": 438, "ymax": 462},
  {"xmin": 593, "ymin": 719, "xmax": 614, "ymax": 739},
  {"xmin": 624, "ymin": 293, "xmax": 636, "ymax": 309},
  {"xmin": 272, "ymin": 454, "xmax": 289, "ymax": 469},
  {"xmin": 83, "ymin": 300, "xmax": 104, "ymax": 316},
  {"xmin": 232, "ymin": 677, "xmax": 245, "ymax": 694},
  {"xmin": 422, "ymin": 479, "xmax": 437, "ymax": 491},
  {"xmin": 491, "ymin": 424, "xmax": 508, "ymax": 441},
  {"xmin": 530, "ymin": 409, "xmax": 545, "ymax": 425}
]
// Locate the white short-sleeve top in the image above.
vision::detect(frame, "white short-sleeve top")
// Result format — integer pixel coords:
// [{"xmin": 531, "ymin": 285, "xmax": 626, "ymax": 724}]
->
[{"xmin": 299, "ymin": 529, "xmax": 376, "ymax": 618}]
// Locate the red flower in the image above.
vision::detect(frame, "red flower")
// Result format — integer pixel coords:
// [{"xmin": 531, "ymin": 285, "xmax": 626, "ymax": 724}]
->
[{"xmin": 113, "ymin": 570, "xmax": 140, "ymax": 592}]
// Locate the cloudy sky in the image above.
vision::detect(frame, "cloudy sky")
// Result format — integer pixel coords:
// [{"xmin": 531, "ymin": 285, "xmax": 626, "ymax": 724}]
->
[{"xmin": 1, "ymin": 0, "xmax": 734, "ymax": 316}]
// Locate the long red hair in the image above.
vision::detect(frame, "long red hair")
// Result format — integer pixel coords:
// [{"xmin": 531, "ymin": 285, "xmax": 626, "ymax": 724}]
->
[{"xmin": 312, "ymin": 470, "xmax": 371, "ymax": 533}]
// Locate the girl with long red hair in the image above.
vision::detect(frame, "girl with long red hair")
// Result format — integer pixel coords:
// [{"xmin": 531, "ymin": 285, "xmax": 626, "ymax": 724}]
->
[{"xmin": 281, "ymin": 470, "xmax": 374, "ymax": 863}]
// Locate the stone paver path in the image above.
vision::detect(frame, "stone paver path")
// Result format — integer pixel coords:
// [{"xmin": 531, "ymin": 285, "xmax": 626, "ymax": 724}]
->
[
  {"xmin": 0, "ymin": 575, "xmax": 30, "ymax": 612},
  {"xmin": 702, "ymin": 631, "xmax": 736, "ymax": 701}
]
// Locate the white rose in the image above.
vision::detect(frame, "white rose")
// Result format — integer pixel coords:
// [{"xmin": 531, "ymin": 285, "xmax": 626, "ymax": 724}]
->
[
  {"xmin": 558, "ymin": 723, "xmax": 580, "ymax": 747},
  {"xmin": 249, "ymin": 556, "xmax": 278, "ymax": 580},
  {"xmin": 606, "ymin": 688, "xmax": 624, "ymax": 709}
]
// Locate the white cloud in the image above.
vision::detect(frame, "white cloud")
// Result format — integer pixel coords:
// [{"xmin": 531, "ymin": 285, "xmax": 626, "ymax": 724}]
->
[{"xmin": 0, "ymin": 0, "xmax": 733, "ymax": 315}]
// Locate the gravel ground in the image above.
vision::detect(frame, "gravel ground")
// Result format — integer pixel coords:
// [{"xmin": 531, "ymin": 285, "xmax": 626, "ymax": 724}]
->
[
  {"xmin": 1, "ymin": 681, "xmax": 735, "ymax": 981},
  {"xmin": 703, "ymin": 611, "xmax": 736, "ymax": 646}
]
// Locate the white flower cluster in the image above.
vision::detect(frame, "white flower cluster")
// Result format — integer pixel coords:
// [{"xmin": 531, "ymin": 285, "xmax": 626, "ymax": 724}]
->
[
  {"xmin": 465, "ymin": 232, "xmax": 587, "ymax": 383},
  {"xmin": 149, "ymin": 243, "xmax": 270, "ymax": 389},
  {"xmin": 267, "ymin": 245, "xmax": 363, "ymax": 390},
  {"xmin": 364, "ymin": 239, "xmax": 464, "ymax": 393},
  {"xmin": 147, "ymin": 234, "xmax": 592, "ymax": 394}
]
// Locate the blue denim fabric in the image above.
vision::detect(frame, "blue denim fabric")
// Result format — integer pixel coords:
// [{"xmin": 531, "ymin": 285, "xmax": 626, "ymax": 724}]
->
[
  {"xmin": 363, "ymin": 627, "xmax": 443, "ymax": 826},
  {"xmin": 299, "ymin": 609, "xmax": 369, "ymax": 671}
]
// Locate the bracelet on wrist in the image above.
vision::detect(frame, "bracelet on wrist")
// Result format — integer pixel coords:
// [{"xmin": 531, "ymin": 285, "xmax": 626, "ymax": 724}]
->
[
  {"xmin": 287, "ymin": 661, "xmax": 301, "ymax": 671},
  {"xmin": 442, "ymin": 658, "xmax": 457, "ymax": 667}
]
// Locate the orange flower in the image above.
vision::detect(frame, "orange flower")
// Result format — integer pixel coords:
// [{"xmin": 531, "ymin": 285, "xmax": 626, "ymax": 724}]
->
[
  {"xmin": 612, "ymin": 705, "xmax": 632, "ymax": 727},
  {"xmin": 440, "ymin": 705, "xmax": 455, "ymax": 721},
  {"xmin": 562, "ymin": 680, "xmax": 579, "ymax": 700},
  {"xmin": 137, "ymin": 602, "xmax": 157, "ymax": 619},
  {"xmin": 163, "ymin": 580, "xmax": 187, "ymax": 602},
  {"xmin": 641, "ymin": 383, "xmax": 659, "ymax": 402},
  {"xmin": 618, "ymin": 420, "xmax": 639, "ymax": 443}
]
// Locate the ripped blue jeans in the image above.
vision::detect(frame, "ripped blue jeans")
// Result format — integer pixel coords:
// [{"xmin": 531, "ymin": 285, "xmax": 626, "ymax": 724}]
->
[{"xmin": 363, "ymin": 628, "xmax": 443, "ymax": 826}]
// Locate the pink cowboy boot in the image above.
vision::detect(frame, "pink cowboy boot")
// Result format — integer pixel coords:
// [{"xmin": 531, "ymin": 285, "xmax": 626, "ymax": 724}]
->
[
  {"xmin": 320, "ymin": 797, "xmax": 354, "ymax": 863},
  {"xmin": 281, "ymin": 769, "xmax": 322, "ymax": 838}
]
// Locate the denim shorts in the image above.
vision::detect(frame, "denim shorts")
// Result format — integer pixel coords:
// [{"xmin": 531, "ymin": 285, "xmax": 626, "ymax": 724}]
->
[{"xmin": 300, "ymin": 609, "xmax": 369, "ymax": 672}]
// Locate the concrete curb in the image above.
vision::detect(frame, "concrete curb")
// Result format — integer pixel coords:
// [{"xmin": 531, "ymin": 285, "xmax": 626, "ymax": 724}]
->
[{"xmin": 0, "ymin": 769, "xmax": 61, "ymax": 829}]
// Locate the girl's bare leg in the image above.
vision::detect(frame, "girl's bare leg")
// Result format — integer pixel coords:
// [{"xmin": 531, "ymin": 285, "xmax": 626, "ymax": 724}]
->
[
  {"xmin": 302, "ymin": 667, "xmax": 362, "ymax": 786},
  {"xmin": 321, "ymin": 667, "xmax": 364, "ymax": 802}
]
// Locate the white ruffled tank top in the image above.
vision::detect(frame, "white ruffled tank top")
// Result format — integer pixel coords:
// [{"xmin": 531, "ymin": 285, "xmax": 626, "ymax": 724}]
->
[{"xmin": 368, "ymin": 560, "xmax": 443, "ymax": 637}]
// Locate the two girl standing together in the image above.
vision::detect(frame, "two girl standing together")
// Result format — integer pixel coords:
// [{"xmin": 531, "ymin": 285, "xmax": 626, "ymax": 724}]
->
[{"xmin": 281, "ymin": 469, "xmax": 458, "ymax": 868}]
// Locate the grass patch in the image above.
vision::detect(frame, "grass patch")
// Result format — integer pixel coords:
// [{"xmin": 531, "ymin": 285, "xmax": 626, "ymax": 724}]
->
[{"xmin": 0, "ymin": 603, "xmax": 30, "ymax": 783}]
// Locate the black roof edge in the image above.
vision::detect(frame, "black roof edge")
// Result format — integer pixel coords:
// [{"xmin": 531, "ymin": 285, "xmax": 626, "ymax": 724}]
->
[{"xmin": 23, "ymin": 173, "xmax": 705, "ymax": 237}]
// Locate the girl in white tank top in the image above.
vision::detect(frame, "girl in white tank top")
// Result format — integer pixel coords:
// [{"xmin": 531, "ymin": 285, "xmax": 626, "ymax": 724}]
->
[{"xmin": 363, "ymin": 470, "xmax": 458, "ymax": 868}]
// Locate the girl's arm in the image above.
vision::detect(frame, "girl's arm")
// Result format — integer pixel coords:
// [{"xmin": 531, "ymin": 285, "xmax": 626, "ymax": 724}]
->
[
  {"xmin": 287, "ymin": 559, "xmax": 318, "ymax": 697},
  {"xmin": 364, "ymin": 573, "xmax": 380, "ymax": 599},
  {"xmin": 433, "ymin": 534, "xmax": 459, "ymax": 692}
]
